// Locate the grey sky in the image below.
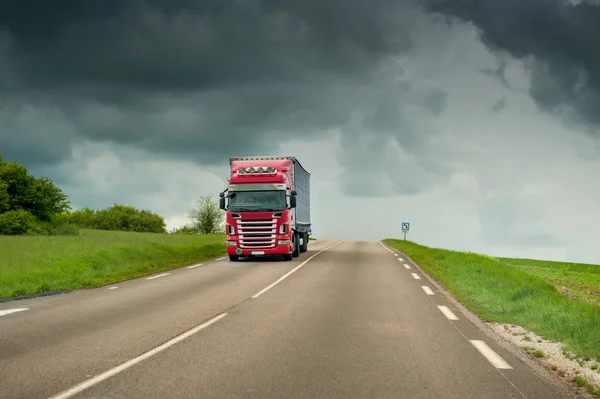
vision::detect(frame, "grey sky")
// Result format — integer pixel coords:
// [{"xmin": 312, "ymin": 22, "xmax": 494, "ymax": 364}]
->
[{"xmin": 2, "ymin": 0, "xmax": 600, "ymax": 263}]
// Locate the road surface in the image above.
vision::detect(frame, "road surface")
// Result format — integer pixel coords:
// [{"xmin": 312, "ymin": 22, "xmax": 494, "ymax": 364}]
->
[{"xmin": 0, "ymin": 240, "xmax": 569, "ymax": 399}]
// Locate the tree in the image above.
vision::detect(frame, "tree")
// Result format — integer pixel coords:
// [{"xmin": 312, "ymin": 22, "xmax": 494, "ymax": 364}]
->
[
  {"xmin": 0, "ymin": 180, "xmax": 9, "ymax": 213},
  {"xmin": 187, "ymin": 195, "xmax": 225, "ymax": 235},
  {"xmin": 0, "ymin": 154, "xmax": 74, "ymax": 235},
  {"xmin": 0, "ymin": 154, "xmax": 70, "ymax": 221}
]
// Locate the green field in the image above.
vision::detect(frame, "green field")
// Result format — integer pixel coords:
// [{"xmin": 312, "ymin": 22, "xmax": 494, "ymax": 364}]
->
[
  {"xmin": 498, "ymin": 257, "xmax": 600, "ymax": 307},
  {"xmin": 383, "ymin": 239, "xmax": 600, "ymax": 362},
  {"xmin": 0, "ymin": 229, "xmax": 226, "ymax": 300}
]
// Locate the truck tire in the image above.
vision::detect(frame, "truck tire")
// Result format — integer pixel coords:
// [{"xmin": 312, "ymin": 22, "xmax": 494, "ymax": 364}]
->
[
  {"xmin": 292, "ymin": 233, "xmax": 300, "ymax": 257},
  {"xmin": 300, "ymin": 233, "xmax": 308, "ymax": 253},
  {"xmin": 229, "ymin": 255, "xmax": 239, "ymax": 262}
]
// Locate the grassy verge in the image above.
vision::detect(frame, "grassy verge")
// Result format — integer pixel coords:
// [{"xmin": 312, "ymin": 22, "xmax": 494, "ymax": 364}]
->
[
  {"xmin": 382, "ymin": 239, "xmax": 600, "ymax": 361},
  {"xmin": 0, "ymin": 229, "xmax": 226, "ymax": 299},
  {"xmin": 499, "ymin": 257, "xmax": 600, "ymax": 307}
]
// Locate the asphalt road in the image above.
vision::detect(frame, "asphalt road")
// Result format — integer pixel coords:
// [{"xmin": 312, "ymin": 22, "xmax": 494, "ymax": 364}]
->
[{"xmin": 0, "ymin": 240, "xmax": 569, "ymax": 399}]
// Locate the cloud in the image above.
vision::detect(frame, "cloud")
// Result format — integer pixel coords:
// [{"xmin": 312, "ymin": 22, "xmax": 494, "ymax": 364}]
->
[
  {"xmin": 0, "ymin": 0, "xmax": 433, "ymax": 173},
  {"xmin": 422, "ymin": 0, "xmax": 600, "ymax": 134}
]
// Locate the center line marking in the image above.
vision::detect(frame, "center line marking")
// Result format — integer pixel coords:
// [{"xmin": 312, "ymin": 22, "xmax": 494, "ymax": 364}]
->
[
  {"xmin": 470, "ymin": 340, "xmax": 513, "ymax": 369},
  {"xmin": 437, "ymin": 305, "xmax": 459, "ymax": 320},
  {"xmin": 146, "ymin": 273, "xmax": 169, "ymax": 280},
  {"xmin": 0, "ymin": 308, "xmax": 29, "ymax": 317},
  {"xmin": 421, "ymin": 286, "xmax": 434, "ymax": 295},
  {"xmin": 252, "ymin": 241, "xmax": 343, "ymax": 298},
  {"xmin": 187, "ymin": 263, "xmax": 204, "ymax": 269},
  {"xmin": 403, "ymin": 263, "xmax": 411, "ymax": 269},
  {"xmin": 48, "ymin": 313, "xmax": 228, "ymax": 399},
  {"xmin": 411, "ymin": 273, "xmax": 421, "ymax": 280}
]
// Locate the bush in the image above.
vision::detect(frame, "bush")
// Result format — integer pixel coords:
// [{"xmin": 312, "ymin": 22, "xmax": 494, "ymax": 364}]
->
[
  {"xmin": 170, "ymin": 224, "xmax": 200, "ymax": 235},
  {"xmin": 71, "ymin": 204, "xmax": 167, "ymax": 233},
  {"xmin": 0, "ymin": 154, "xmax": 73, "ymax": 236},
  {"xmin": 0, "ymin": 209, "xmax": 47, "ymax": 235},
  {"xmin": 45, "ymin": 212, "xmax": 80, "ymax": 236}
]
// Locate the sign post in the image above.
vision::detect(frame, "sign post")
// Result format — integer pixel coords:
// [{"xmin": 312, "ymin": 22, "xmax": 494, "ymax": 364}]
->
[{"xmin": 401, "ymin": 222, "xmax": 410, "ymax": 240}]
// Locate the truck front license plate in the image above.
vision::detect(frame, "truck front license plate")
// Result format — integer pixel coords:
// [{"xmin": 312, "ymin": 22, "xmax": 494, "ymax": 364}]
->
[{"xmin": 251, "ymin": 251, "xmax": 265, "ymax": 255}]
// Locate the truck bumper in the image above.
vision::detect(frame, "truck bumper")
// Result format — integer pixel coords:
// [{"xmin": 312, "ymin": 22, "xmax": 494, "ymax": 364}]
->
[{"xmin": 226, "ymin": 239, "xmax": 292, "ymax": 256}]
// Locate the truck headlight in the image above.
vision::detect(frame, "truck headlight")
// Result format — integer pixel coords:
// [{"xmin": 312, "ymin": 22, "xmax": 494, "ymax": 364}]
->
[
  {"xmin": 227, "ymin": 241, "xmax": 237, "ymax": 246},
  {"xmin": 278, "ymin": 240, "xmax": 291, "ymax": 245}
]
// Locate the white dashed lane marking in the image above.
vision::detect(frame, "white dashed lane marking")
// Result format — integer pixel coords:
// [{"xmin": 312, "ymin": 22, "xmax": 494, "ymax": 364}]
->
[
  {"xmin": 437, "ymin": 305, "xmax": 459, "ymax": 320},
  {"xmin": 470, "ymin": 340, "xmax": 513, "ymax": 369},
  {"xmin": 411, "ymin": 273, "xmax": 421, "ymax": 280},
  {"xmin": 146, "ymin": 273, "xmax": 169, "ymax": 280},
  {"xmin": 0, "ymin": 308, "xmax": 29, "ymax": 317},
  {"xmin": 421, "ymin": 286, "xmax": 434, "ymax": 295}
]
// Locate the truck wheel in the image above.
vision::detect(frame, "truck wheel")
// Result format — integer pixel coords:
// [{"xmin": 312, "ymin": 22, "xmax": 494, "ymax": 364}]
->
[
  {"xmin": 300, "ymin": 233, "xmax": 308, "ymax": 253},
  {"xmin": 229, "ymin": 255, "xmax": 239, "ymax": 262},
  {"xmin": 292, "ymin": 233, "xmax": 300, "ymax": 257}
]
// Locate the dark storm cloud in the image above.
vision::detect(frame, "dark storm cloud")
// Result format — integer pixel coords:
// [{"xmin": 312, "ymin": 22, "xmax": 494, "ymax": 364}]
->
[
  {"xmin": 423, "ymin": 0, "xmax": 600, "ymax": 130},
  {"xmin": 0, "ymin": 0, "xmax": 432, "ymax": 175},
  {"xmin": 1, "ymin": 0, "xmax": 411, "ymax": 94}
]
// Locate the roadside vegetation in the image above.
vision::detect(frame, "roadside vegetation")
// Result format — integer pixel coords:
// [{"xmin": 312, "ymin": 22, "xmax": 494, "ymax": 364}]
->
[
  {"xmin": 0, "ymin": 154, "xmax": 227, "ymax": 300},
  {"xmin": 382, "ymin": 239, "xmax": 600, "ymax": 362},
  {"xmin": 0, "ymin": 230, "xmax": 226, "ymax": 299},
  {"xmin": 498, "ymin": 257, "xmax": 600, "ymax": 308}
]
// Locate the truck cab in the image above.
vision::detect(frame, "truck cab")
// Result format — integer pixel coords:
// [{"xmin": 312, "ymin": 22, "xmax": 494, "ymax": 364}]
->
[{"xmin": 219, "ymin": 157, "xmax": 311, "ymax": 262}]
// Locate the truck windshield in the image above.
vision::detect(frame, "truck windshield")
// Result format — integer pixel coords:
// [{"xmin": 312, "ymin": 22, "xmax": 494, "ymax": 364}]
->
[{"xmin": 228, "ymin": 190, "xmax": 286, "ymax": 212}]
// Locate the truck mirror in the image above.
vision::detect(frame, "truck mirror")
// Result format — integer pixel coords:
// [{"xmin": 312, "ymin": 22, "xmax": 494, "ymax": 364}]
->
[
  {"xmin": 290, "ymin": 196, "xmax": 297, "ymax": 208},
  {"xmin": 219, "ymin": 197, "xmax": 225, "ymax": 210},
  {"xmin": 291, "ymin": 190, "xmax": 297, "ymax": 196},
  {"xmin": 219, "ymin": 192, "xmax": 224, "ymax": 198}
]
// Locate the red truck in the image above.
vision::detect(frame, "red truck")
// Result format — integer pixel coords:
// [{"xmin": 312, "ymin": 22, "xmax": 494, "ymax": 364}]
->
[{"xmin": 219, "ymin": 156, "xmax": 311, "ymax": 261}]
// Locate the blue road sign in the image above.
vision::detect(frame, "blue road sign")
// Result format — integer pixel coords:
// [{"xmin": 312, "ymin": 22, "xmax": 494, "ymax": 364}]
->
[{"xmin": 402, "ymin": 222, "xmax": 410, "ymax": 231}]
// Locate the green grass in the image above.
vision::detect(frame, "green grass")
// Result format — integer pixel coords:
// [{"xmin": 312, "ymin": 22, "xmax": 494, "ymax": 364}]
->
[
  {"xmin": 498, "ymin": 257, "xmax": 600, "ymax": 307},
  {"xmin": 0, "ymin": 229, "xmax": 226, "ymax": 299},
  {"xmin": 382, "ymin": 239, "xmax": 600, "ymax": 361}
]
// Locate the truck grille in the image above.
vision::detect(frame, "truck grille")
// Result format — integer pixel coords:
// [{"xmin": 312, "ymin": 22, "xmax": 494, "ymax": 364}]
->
[{"xmin": 236, "ymin": 218, "xmax": 277, "ymax": 248}]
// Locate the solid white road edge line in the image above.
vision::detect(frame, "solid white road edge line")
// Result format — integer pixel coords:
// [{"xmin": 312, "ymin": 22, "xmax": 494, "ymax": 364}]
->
[
  {"xmin": 403, "ymin": 263, "xmax": 411, "ymax": 269},
  {"xmin": 48, "ymin": 313, "xmax": 228, "ymax": 399},
  {"xmin": 411, "ymin": 272, "xmax": 421, "ymax": 280},
  {"xmin": 470, "ymin": 340, "xmax": 513, "ymax": 370},
  {"xmin": 186, "ymin": 263, "xmax": 204, "ymax": 269},
  {"xmin": 0, "ymin": 308, "xmax": 29, "ymax": 317},
  {"xmin": 251, "ymin": 240, "xmax": 343, "ymax": 299},
  {"xmin": 146, "ymin": 273, "xmax": 169, "ymax": 280},
  {"xmin": 421, "ymin": 286, "xmax": 434, "ymax": 295},
  {"xmin": 437, "ymin": 305, "xmax": 459, "ymax": 320}
]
